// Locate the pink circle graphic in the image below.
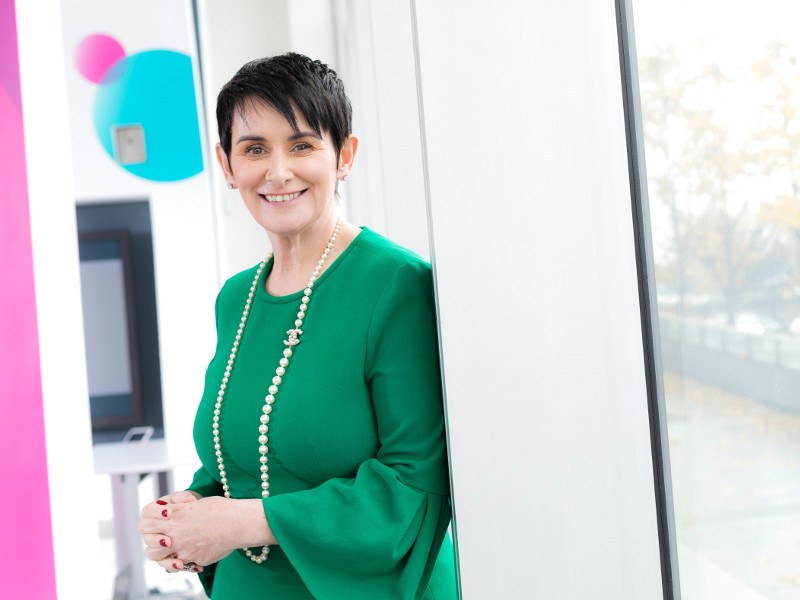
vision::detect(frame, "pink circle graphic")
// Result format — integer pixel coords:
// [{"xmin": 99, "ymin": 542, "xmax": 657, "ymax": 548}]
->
[{"xmin": 75, "ymin": 34, "xmax": 126, "ymax": 83}]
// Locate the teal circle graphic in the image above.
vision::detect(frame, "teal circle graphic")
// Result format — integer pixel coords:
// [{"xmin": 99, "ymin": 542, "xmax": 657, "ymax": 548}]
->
[{"xmin": 93, "ymin": 50, "xmax": 203, "ymax": 182}]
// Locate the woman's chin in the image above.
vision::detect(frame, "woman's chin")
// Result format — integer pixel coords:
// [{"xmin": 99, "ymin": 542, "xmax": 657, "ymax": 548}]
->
[{"xmin": 259, "ymin": 213, "xmax": 311, "ymax": 238}]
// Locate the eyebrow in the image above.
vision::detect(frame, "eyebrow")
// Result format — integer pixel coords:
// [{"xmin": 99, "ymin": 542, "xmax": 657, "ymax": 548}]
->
[
  {"xmin": 289, "ymin": 131, "xmax": 323, "ymax": 141},
  {"xmin": 236, "ymin": 134, "xmax": 266, "ymax": 144},
  {"xmin": 235, "ymin": 131, "xmax": 323, "ymax": 144}
]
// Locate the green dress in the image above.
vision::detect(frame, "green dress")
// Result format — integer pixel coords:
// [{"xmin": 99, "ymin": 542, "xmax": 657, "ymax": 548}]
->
[{"xmin": 187, "ymin": 228, "xmax": 457, "ymax": 599}]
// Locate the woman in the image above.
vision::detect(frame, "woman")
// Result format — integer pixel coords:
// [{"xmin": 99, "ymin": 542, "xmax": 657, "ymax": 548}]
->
[{"xmin": 137, "ymin": 53, "xmax": 456, "ymax": 599}]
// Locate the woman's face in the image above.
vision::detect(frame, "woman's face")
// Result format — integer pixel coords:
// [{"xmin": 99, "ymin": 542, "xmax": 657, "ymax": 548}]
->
[{"xmin": 219, "ymin": 99, "xmax": 352, "ymax": 241}]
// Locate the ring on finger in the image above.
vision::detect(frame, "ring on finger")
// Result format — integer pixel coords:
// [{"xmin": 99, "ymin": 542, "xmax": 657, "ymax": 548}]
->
[{"xmin": 181, "ymin": 562, "xmax": 197, "ymax": 572}]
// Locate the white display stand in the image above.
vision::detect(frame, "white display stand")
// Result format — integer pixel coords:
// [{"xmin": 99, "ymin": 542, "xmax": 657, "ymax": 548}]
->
[{"xmin": 94, "ymin": 438, "xmax": 193, "ymax": 600}]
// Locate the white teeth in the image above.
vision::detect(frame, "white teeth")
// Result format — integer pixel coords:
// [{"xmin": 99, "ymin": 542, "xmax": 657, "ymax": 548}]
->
[{"xmin": 264, "ymin": 191, "xmax": 302, "ymax": 203}]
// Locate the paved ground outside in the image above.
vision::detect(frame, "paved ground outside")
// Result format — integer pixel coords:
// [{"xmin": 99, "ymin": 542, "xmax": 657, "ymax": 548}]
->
[{"xmin": 665, "ymin": 373, "xmax": 800, "ymax": 599}]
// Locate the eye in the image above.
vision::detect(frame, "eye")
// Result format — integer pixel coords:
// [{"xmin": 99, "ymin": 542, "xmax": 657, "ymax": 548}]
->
[
  {"xmin": 292, "ymin": 141, "xmax": 313, "ymax": 152},
  {"xmin": 244, "ymin": 145, "xmax": 266, "ymax": 156}
]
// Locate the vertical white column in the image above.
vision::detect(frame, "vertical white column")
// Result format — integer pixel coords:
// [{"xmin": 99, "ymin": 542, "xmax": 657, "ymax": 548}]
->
[
  {"xmin": 413, "ymin": 1, "xmax": 663, "ymax": 597},
  {"xmin": 16, "ymin": 0, "xmax": 104, "ymax": 597},
  {"xmin": 332, "ymin": 0, "xmax": 430, "ymax": 258}
]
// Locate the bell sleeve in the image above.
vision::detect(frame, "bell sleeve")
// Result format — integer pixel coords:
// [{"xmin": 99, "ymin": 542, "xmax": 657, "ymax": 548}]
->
[
  {"xmin": 262, "ymin": 260, "xmax": 452, "ymax": 599},
  {"xmin": 186, "ymin": 464, "xmax": 223, "ymax": 499}
]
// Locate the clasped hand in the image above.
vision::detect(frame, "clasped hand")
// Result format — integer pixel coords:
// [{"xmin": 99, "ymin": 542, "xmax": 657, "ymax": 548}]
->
[{"xmin": 138, "ymin": 491, "xmax": 236, "ymax": 573}]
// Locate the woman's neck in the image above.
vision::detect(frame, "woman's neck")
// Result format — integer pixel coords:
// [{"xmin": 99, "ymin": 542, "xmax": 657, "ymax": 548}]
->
[{"xmin": 265, "ymin": 218, "xmax": 361, "ymax": 296}]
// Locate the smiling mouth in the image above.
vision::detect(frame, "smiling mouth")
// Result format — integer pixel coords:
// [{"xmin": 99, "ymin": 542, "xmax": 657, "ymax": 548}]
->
[{"xmin": 261, "ymin": 190, "xmax": 305, "ymax": 203}]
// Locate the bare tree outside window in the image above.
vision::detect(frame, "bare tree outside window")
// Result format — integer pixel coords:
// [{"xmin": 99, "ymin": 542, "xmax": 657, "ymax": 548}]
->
[{"xmin": 634, "ymin": 2, "xmax": 800, "ymax": 597}]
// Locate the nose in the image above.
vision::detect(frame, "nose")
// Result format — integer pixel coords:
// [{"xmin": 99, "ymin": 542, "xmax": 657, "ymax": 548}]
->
[{"xmin": 266, "ymin": 152, "xmax": 292, "ymax": 187}]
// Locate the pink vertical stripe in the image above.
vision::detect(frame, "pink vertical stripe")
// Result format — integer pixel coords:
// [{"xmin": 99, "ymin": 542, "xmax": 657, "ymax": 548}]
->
[{"xmin": 0, "ymin": 0, "xmax": 57, "ymax": 597}]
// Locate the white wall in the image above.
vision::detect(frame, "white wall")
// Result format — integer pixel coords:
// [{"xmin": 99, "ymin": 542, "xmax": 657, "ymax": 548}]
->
[
  {"xmin": 60, "ymin": 0, "xmax": 219, "ymax": 469},
  {"xmin": 413, "ymin": 1, "xmax": 664, "ymax": 597},
  {"xmin": 332, "ymin": 0, "xmax": 430, "ymax": 259},
  {"xmin": 16, "ymin": 1, "xmax": 103, "ymax": 597}
]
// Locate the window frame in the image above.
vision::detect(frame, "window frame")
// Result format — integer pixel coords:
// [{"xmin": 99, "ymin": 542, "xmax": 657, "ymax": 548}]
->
[{"xmin": 614, "ymin": 1, "xmax": 682, "ymax": 598}]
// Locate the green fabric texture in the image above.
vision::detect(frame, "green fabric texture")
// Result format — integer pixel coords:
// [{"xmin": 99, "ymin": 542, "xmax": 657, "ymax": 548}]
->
[{"xmin": 187, "ymin": 228, "xmax": 456, "ymax": 599}]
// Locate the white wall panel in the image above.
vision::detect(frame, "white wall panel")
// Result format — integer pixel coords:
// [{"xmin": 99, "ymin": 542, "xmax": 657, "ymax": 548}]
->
[
  {"xmin": 413, "ymin": 1, "xmax": 663, "ymax": 597},
  {"xmin": 16, "ymin": 1, "xmax": 104, "ymax": 596},
  {"xmin": 333, "ymin": 0, "xmax": 430, "ymax": 259}
]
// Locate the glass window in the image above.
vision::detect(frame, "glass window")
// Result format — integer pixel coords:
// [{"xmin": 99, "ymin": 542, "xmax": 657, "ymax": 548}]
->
[{"xmin": 631, "ymin": 2, "xmax": 800, "ymax": 597}]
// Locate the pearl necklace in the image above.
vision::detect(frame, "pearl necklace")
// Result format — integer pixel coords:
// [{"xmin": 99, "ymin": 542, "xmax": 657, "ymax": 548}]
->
[{"xmin": 212, "ymin": 217, "xmax": 342, "ymax": 564}]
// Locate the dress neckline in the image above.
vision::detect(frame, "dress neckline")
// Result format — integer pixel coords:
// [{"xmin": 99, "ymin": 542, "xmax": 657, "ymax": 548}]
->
[{"xmin": 256, "ymin": 226, "xmax": 367, "ymax": 304}]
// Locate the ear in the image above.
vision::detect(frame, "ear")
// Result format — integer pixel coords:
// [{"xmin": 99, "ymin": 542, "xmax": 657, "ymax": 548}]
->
[
  {"xmin": 215, "ymin": 143, "xmax": 237, "ymax": 188},
  {"xmin": 337, "ymin": 134, "xmax": 359, "ymax": 180}
]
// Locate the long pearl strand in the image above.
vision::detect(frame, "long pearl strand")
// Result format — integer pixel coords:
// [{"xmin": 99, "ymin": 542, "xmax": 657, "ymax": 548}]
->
[{"xmin": 212, "ymin": 218, "xmax": 342, "ymax": 564}]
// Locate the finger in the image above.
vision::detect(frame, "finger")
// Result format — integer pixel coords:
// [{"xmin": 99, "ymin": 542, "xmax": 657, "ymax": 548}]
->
[
  {"xmin": 159, "ymin": 501, "xmax": 195, "ymax": 517},
  {"xmin": 169, "ymin": 490, "xmax": 201, "ymax": 504},
  {"xmin": 158, "ymin": 556, "xmax": 182, "ymax": 573},
  {"xmin": 159, "ymin": 557, "xmax": 203, "ymax": 574},
  {"xmin": 142, "ymin": 533, "xmax": 172, "ymax": 551},
  {"xmin": 145, "ymin": 544, "xmax": 177, "ymax": 561},
  {"xmin": 141, "ymin": 500, "xmax": 171, "ymax": 520},
  {"xmin": 137, "ymin": 516, "xmax": 170, "ymax": 535},
  {"xmin": 142, "ymin": 490, "xmax": 197, "ymax": 517}
]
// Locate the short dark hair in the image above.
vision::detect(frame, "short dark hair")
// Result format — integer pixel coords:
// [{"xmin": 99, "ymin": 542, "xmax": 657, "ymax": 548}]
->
[{"xmin": 216, "ymin": 53, "xmax": 352, "ymax": 159}]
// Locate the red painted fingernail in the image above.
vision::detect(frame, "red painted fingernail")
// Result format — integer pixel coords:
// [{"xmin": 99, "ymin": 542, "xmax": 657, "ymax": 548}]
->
[
  {"xmin": 162, "ymin": 509, "xmax": 168, "ymax": 518},
  {"xmin": 159, "ymin": 539, "xmax": 167, "ymax": 547},
  {"xmin": 173, "ymin": 562, "xmax": 179, "ymax": 570},
  {"xmin": 156, "ymin": 500, "xmax": 167, "ymax": 505}
]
